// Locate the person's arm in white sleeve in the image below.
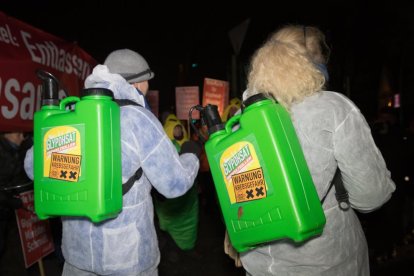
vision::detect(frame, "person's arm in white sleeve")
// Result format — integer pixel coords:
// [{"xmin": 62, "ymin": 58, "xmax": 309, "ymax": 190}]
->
[
  {"xmin": 24, "ymin": 146, "xmax": 34, "ymax": 180},
  {"xmin": 122, "ymin": 106, "xmax": 199, "ymax": 199},
  {"xmin": 334, "ymin": 107, "xmax": 396, "ymax": 212}
]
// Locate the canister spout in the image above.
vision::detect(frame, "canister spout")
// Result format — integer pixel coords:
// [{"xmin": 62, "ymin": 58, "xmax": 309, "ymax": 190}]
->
[
  {"xmin": 202, "ymin": 104, "xmax": 224, "ymax": 135},
  {"xmin": 36, "ymin": 69, "xmax": 60, "ymax": 106}
]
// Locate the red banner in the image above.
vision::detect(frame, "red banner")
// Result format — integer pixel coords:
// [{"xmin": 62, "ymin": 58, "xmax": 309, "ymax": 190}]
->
[
  {"xmin": 0, "ymin": 11, "xmax": 98, "ymax": 132},
  {"xmin": 15, "ymin": 190, "xmax": 55, "ymax": 268}
]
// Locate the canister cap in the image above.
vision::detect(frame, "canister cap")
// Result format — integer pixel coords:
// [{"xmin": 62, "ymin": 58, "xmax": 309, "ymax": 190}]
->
[
  {"xmin": 81, "ymin": 88, "xmax": 114, "ymax": 98},
  {"xmin": 242, "ymin": 93, "xmax": 269, "ymax": 108}
]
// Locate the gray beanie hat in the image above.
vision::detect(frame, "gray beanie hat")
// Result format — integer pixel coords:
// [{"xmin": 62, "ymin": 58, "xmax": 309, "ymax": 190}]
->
[{"xmin": 104, "ymin": 49, "xmax": 155, "ymax": 83}]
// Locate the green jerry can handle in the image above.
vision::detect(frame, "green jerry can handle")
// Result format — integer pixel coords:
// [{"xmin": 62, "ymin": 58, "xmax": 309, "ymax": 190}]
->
[
  {"xmin": 225, "ymin": 113, "xmax": 242, "ymax": 134},
  {"xmin": 60, "ymin": 96, "xmax": 80, "ymax": 110}
]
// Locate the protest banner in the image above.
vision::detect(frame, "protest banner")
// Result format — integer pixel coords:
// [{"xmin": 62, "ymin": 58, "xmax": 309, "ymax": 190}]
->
[
  {"xmin": 0, "ymin": 11, "xmax": 97, "ymax": 132},
  {"xmin": 202, "ymin": 78, "xmax": 229, "ymax": 117},
  {"xmin": 175, "ymin": 86, "xmax": 200, "ymax": 120},
  {"xmin": 147, "ymin": 90, "xmax": 159, "ymax": 118},
  {"xmin": 15, "ymin": 190, "xmax": 55, "ymax": 268}
]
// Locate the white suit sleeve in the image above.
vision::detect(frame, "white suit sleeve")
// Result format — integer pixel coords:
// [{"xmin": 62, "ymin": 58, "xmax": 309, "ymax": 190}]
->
[
  {"xmin": 24, "ymin": 146, "xmax": 34, "ymax": 180},
  {"xmin": 120, "ymin": 106, "xmax": 199, "ymax": 199},
  {"xmin": 334, "ymin": 107, "xmax": 395, "ymax": 212}
]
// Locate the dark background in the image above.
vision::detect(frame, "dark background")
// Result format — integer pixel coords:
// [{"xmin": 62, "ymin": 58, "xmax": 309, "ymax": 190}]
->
[
  {"xmin": 2, "ymin": 0, "xmax": 414, "ymax": 124},
  {"xmin": 2, "ymin": 2, "xmax": 414, "ymax": 275}
]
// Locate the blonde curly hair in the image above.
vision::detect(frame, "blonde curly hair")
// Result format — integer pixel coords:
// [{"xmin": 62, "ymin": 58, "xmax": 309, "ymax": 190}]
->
[{"xmin": 246, "ymin": 25, "xmax": 329, "ymax": 109}]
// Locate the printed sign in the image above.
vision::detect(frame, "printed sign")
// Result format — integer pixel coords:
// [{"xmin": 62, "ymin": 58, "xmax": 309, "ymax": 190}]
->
[
  {"xmin": 15, "ymin": 190, "xmax": 55, "ymax": 268},
  {"xmin": 175, "ymin": 86, "xmax": 200, "ymax": 120},
  {"xmin": 146, "ymin": 90, "xmax": 159, "ymax": 118},
  {"xmin": 202, "ymin": 78, "xmax": 229, "ymax": 117}
]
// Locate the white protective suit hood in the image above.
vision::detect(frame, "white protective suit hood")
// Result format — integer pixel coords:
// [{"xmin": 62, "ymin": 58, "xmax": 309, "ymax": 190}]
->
[{"xmin": 85, "ymin": 65, "xmax": 146, "ymax": 105}]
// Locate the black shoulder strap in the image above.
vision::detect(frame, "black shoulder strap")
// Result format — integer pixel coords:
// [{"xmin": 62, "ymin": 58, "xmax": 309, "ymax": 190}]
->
[
  {"xmin": 320, "ymin": 168, "xmax": 350, "ymax": 211},
  {"xmin": 114, "ymin": 98, "xmax": 143, "ymax": 195},
  {"xmin": 115, "ymin": 99, "xmax": 142, "ymax": 107},
  {"xmin": 122, "ymin": 168, "xmax": 143, "ymax": 195},
  {"xmin": 333, "ymin": 169, "xmax": 350, "ymax": 210}
]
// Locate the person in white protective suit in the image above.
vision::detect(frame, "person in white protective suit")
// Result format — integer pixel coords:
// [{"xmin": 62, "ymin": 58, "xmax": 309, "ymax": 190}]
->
[
  {"xmin": 240, "ymin": 25, "xmax": 396, "ymax": 276},
  {"xmin": 24, "ymin": 49, "xmax": 200, "ymax": 276}
]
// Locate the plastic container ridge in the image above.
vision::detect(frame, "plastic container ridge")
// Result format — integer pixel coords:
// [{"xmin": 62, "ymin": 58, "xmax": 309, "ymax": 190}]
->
[{"xmin": 204, "ymin": 94, "xmax": 326, "ymax": 252}]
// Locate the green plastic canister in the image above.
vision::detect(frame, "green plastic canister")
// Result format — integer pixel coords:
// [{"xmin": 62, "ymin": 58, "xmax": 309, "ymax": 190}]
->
[
  {"xmin": 33, "ymin": 85, "xmax": 122, "ymax": 223},
  {"xmin": 204, "ymin": 93, "xmax": 326, "ymax": 252}
]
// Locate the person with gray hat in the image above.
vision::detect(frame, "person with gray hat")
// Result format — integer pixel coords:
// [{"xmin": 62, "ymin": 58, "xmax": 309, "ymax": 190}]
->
[
  {"xmin": 24, "ymin": 49, "xmax": 200, "ymax": 276},
  {"xmin": 104, "ymin": 48, "xmax": 155, "ymax": 109}
]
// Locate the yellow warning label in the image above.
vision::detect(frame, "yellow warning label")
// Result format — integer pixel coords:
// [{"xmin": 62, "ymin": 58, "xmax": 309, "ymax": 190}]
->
[
  {"xmin": 49, "ymin": 153, "xmax": 81, "ymax": 182},
  {"xmin": 43, "ymin": 126, "xmax": 82, "ymax": 179},
  {"xmin": 232, "ymin": 168, "xmax": 266, "ymax": 203},
  {"xmin": 220, "ymin": 141, "xmax": 265, "ymax": 204}
]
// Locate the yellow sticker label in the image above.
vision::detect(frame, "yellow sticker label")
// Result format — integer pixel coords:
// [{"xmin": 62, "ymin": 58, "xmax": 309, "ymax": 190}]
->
[
  {"xmin": 49, "ymin": 152, "xmax": 81, "ymax": 182},
  {"xmin": 43, "ymin": 126, "xmax": 82, "ymax": 181},
  {"xmin": 232, "ymin": 168, "xmax": 266, "ymax": 202},
  {"xmin": 220, "ymin": 142, "xmax": 266, "ymax": 203}
]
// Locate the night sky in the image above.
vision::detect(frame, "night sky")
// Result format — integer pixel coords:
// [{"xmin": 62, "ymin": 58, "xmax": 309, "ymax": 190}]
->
[{"xmin": 2, "ymin": 0, "xmax": 414, "ymax": 123}]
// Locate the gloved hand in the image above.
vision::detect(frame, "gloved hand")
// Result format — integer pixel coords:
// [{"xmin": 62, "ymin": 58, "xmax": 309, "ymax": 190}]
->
[{"xmin": 180, "ymin": 140, "xmax": 202, "ymax": 158}]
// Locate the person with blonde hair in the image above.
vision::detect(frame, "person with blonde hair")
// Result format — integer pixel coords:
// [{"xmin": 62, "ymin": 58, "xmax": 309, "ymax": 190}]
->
[{"xmin": 241, "ymin": 25, "xmax": 395, "ymax": 275}]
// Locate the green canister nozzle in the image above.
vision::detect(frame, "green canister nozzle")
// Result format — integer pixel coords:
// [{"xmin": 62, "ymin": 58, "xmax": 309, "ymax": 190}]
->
[{"xmin": 36, "ymin": 69, "xmax": 60, "ymax": 106}]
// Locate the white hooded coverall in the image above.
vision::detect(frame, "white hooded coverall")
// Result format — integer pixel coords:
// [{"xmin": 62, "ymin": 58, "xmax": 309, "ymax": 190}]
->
[
  {"xmin": 24, "ymin": 65, "xmax": 199, "ymax": 275},
  {"xmin": 240, "ymin": 91, "xmax": 395, "ymax": 276}
]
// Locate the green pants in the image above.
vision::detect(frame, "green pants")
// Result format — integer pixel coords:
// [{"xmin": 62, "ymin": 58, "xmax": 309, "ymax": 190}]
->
[{"xmin": 153, "ymin": 183, "xmax": 199, "ymax": 250}]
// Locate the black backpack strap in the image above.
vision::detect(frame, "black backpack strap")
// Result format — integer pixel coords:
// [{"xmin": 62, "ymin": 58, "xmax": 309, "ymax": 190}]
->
[
  {"xmin": 321, "ymin": 168, "xmax": 350, "ymax": 211},
  {"xmin": 122, "ymin": 167, "xmax": 143, "ymax": 195},
  {"xmin": 114, "ymin": 99, "xmax": 143, "ymax": 196},
  {"xmin": 333, "ymin": 169, "xmax": 350, "ymax": 211},
  {"xmin": 115, "ymin": 99, "xmax": 142, "ymax": 107}
]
